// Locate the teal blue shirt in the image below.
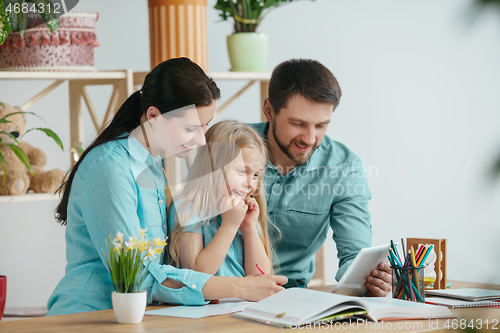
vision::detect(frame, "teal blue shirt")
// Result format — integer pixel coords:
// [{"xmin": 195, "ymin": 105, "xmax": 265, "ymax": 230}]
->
[
  {"xmin": 168, "ymin": 202, "xmax": 245, "ymax": 277},
  {"xmin": 47, "ymin": 135, "xmax": 211, "ymax": 316},
  {"xmin": 250, "ymin": 122, "xmax": 372, "ymax": 285}
]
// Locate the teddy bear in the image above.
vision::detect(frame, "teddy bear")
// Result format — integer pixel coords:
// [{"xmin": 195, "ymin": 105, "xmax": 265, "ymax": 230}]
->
[{"xmin": 0, "ymin": 102, "xmax": 66, "ymax": 196}]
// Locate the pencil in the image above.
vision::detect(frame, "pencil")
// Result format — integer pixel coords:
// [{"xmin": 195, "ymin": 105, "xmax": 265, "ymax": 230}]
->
[
  {"xmin": 415, "ymin": 244, "xmax": 424, "ymax": 260},
  {"xmin": 389, "ymin": 248, "xmax": 402, "ymax": 267},
  {"xmin": 418, "ymin": 244, "xmax": 434, "ymax": 267},
  {"xmin": 411, "ymin": 279, "xmax": 424, "ymax": 302},
  {"xmin": 410, "ymin": 247, "xmax": 421, "ymax": 294},
  {"xmin": 256, "ymin": 264, "xmax": 266, "ymax": 275},
  {"xmin": 416, "ymin": 245, "xmax": 429, "ymax": 267},
  {"xmin": 393, "ymin": 242, "xmax": 403, "ymax": 265}
]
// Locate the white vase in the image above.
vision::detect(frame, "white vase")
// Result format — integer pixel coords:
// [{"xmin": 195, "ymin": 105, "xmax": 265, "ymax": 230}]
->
[{"xmin": 111, "ymin": 291, "xmax": 147, "ymax": 324}]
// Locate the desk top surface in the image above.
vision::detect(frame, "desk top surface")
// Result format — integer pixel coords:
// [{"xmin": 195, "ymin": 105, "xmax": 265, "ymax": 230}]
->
[{"xmin": 1, "ymin": 280, "xmax": 499, "ymax": 333}]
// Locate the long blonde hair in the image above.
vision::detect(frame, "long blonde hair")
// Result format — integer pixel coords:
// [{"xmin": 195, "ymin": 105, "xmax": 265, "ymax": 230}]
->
[{"xmin": 168, "ymin": 120, "xmax": 278, "ymax": 272}]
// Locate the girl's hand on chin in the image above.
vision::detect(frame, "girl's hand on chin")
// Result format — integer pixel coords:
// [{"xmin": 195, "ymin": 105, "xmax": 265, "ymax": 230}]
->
[
  {"xmin": 220, "ymin": 195, "xmax": 248, "ymax": 229},
  {"xmin": 241, "ymin": 198, "xmax": 259, "ymax": 228}
]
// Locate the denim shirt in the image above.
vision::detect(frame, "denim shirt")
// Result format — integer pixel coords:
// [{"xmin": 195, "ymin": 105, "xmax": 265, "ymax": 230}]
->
[
  {"xmin": 47, "ymin": 134, "xmax": 211, "ymax": 316},
  {"xmin": 250, "ymin": 122, "xmax": 373, "ymax": 285}
]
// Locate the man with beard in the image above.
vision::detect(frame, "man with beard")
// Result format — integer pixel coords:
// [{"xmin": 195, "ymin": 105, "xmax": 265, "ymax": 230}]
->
[{"xmin": 250, "ymin": 59, "xmax": 391, "ymax": 297}]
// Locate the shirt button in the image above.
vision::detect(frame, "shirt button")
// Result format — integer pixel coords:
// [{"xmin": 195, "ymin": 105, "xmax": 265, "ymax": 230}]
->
[
  {"xmin": 159, "ymin": 199, "xmax": 164, "ymax": 204},
  {"xmin": 272, "ymin": 184, "xmax": 282, "ymax": 195},
  {"xmin": 191, "ymin": 284, "xmax": 197, "ymax": 289}
]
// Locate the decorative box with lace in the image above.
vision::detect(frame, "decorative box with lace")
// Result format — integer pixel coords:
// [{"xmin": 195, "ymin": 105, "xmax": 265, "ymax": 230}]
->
[{"xmin": 0, "ymin": 12, "xmax": 99, "ymax": 71}]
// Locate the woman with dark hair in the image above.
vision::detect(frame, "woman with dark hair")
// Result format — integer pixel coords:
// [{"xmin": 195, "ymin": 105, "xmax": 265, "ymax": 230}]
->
[{"xmin": 47, "ymin": 58, "xmax": 287, "ymax": 316}]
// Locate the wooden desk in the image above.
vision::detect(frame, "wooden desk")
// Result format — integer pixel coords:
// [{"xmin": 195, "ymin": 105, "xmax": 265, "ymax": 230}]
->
[{"xmin": 1, "ymin": 280, "xmax": 499, "ymax": 332}]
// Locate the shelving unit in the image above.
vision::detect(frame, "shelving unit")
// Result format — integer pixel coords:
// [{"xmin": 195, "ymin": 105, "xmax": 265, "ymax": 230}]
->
[{"xmin": 0, "ymin": 192, "xmax": 59, "ymax": 204}]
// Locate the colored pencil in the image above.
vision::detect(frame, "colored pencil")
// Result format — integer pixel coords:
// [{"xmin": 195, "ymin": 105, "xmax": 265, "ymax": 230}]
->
[
  {"xmin": 418, "ymin": 244, "xmax": 434, "ymax": 267},
  {"xmin": 416, "ymin": 245, "xmax": 429, "ymax": 267},
  {"xmin": 410, "ymin": 247, "xmax": 421, "ymax": 294},
  {"xmin": 256, "ymin": 264, "xmax": 266, "ymax": 275},
  {"xmin": 415, "ymin": 244, "xmax": 424, "ymax": 259}
]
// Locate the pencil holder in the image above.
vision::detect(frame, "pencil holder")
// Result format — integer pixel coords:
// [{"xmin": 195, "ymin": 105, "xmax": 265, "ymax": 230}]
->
[{"xmin": 391, "ymin": 266, "xmax": 425, "ymax": 303}]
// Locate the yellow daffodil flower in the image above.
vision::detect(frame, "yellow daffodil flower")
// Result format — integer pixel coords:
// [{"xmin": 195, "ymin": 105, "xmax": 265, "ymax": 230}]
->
[
  {"xmin": 137, "ymin": 240, "xmax": 147, "ymax": 252},
  {"xmin": 114, "ymin": 232, "xmax": 124, "ymax": 242},
  {"xmin": 153, "ymin": 237, "xmax": 167, "ymax": 248},
  {"xmin": 113, "ymin": 242, "xmax": 123, "ymax": 253},
  {"xmin": 147, "ymin": 247, "xmax": 156, "ymax": 259}
]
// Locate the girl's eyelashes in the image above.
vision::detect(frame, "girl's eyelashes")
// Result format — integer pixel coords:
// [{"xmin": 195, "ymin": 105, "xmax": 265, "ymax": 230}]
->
[{"xmin": 185, "ymin": 127, "xmax": 196, "ymax": 133}]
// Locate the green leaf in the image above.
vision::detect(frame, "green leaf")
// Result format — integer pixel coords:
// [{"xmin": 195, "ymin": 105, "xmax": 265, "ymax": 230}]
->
[
  {"xmin": 1, "ymin": 111, "xmax": 45, "ymax": 123},
  {"xmin": 4, "ymin": 0, "xmax": 17, "ymax": 31},
  {"xmin": 7, "ymin": 143, "xmax": 33, "ymax": 174},
  {"xmin": 0, "ymin": 118, "xmax": 12, "ymax": 124},
  {"xmin": 0, "ymin": 151, "xmax": 6, "ymax": 185},
  {"xmin": 0, "ymin": 0, "xmax": 13, "ymax": 45},
  {"xmin": 17, "ymin": 9, "xmax": 27, "ymax": 36},
  {"xmin": 29, "ymin": 0, "xmax": 58, "ymax": 33},
  {"xmin": 23, "ymin": 127, "xmax": 63, "ymax": 151}
]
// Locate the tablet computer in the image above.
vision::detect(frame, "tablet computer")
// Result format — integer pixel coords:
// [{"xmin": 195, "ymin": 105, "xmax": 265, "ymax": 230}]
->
[{"xmin": 332, "ymin": 245, "xmax": 389, "ymax": 297}]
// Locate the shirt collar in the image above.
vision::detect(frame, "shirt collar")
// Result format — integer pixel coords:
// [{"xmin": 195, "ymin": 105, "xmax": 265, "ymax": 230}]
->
[
  {"xmin": 125, "ymin": 133, "xmax": 150, "ymax": 164},
  {"xmin": 118, "ymin": 132, "xmax": 162, "ymax": 165}
]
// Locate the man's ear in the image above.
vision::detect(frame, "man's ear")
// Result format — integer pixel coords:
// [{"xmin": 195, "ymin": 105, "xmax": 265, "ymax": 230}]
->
[
  {"xmin": 262, "ymin": 98, "xmax": 274, "ymax": 123},
  {"xmin": 146, "ymin": 106, "xmax": 161, "ymax": 121}
]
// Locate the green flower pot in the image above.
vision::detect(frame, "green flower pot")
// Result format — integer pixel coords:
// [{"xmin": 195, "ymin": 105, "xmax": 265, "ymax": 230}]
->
[{"xmin": 227, "ymin": 32, "xmax": 268, "ymax": 72}]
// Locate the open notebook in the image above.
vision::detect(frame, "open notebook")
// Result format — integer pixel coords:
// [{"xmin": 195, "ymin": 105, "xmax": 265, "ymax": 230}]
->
[
  {"xmin": 426, "ymin": 297, "xmax": 500, "ymax": 309},
  {"xmin": 425, "ymin": 288, "xmax": 500, "ymax": 302},
  {"xmin": 232, "ymin": 288, "xmax": 454, "ymax": 328}
]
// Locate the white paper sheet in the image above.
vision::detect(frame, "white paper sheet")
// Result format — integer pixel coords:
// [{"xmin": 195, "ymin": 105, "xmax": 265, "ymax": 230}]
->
[{"xmin": 145, "ymin": 298, "xmax": 253, "ymax": 319}]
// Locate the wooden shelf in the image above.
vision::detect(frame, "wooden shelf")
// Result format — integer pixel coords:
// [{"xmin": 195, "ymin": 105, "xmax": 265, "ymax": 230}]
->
[
  {"xmin": 0, "ymin": 192, "xmax": 60, "ymax": 204},
  {"xmin": 0, "ymin": 71, "xmax": 128, "ymax": 80},
  {"xmin": 208, "ymin": 72, "xmax": 271, "ymax": 81}
]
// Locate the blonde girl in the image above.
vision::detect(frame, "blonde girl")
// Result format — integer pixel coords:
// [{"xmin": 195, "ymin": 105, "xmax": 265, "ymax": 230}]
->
[{"xmin": 168, "ymin": 120, "xmax": 277, "ymax": 277}]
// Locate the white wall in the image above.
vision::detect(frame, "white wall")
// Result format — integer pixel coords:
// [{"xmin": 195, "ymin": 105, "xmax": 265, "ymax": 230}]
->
[{"xmin": 1, "ymin": 0, "xmax": 499, "ymax": 308}]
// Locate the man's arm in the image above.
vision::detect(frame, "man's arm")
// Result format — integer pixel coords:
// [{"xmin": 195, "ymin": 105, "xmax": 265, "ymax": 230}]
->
[{"xmin": 329, "ymin": 156, "xmax": 391, "ymax": 297}]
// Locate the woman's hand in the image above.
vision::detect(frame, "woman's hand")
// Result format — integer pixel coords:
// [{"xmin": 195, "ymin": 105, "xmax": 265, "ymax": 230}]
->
[
  {"xmin": 220, "ymin": 195, "xmax": 248, "ymax": 229},
  {"xmin": 237, "ymin": 275, "xmax": 288, "ymax": 301},
  {"xmin": 240, "ymin": 197, "xmax": 259, "ymax": 229}
]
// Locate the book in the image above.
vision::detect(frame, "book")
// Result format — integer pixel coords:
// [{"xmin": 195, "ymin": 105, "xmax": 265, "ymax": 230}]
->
[
  {"xmin": 425, "ymin": 288, "xmax": 500, "ymax": 302},
  {"xmin": 425, "ymin": 297, "xmax": 500, "ymax": 309},
  {"xmin": 232, "ymin": 288, "xmax": 454, "ymax": 328}
]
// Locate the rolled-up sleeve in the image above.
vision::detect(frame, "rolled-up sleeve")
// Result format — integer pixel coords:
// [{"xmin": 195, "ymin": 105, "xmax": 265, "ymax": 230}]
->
[
  {"xmin": 330, "ymin": 156, "xmax": 373, "ymax": 281},
  {"xmin": 79, "ymin": 150, "xmax": 211, "ymax": 305}
]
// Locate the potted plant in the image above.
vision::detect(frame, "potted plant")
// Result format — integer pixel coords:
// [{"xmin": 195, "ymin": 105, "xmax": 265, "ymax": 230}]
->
[
  {"xmin": 103, "ymin": 229, "xmax": 167, "ymax": 324},
  {"xmin": 214, "ymin": 0, "xmax": 313, "ymax": 72}
]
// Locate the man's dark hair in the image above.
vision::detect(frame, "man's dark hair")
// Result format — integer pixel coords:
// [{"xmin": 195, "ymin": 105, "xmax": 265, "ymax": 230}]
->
[{"xmin": 268, "ymin": 59, "xmax": 342, "ymax": 114}]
